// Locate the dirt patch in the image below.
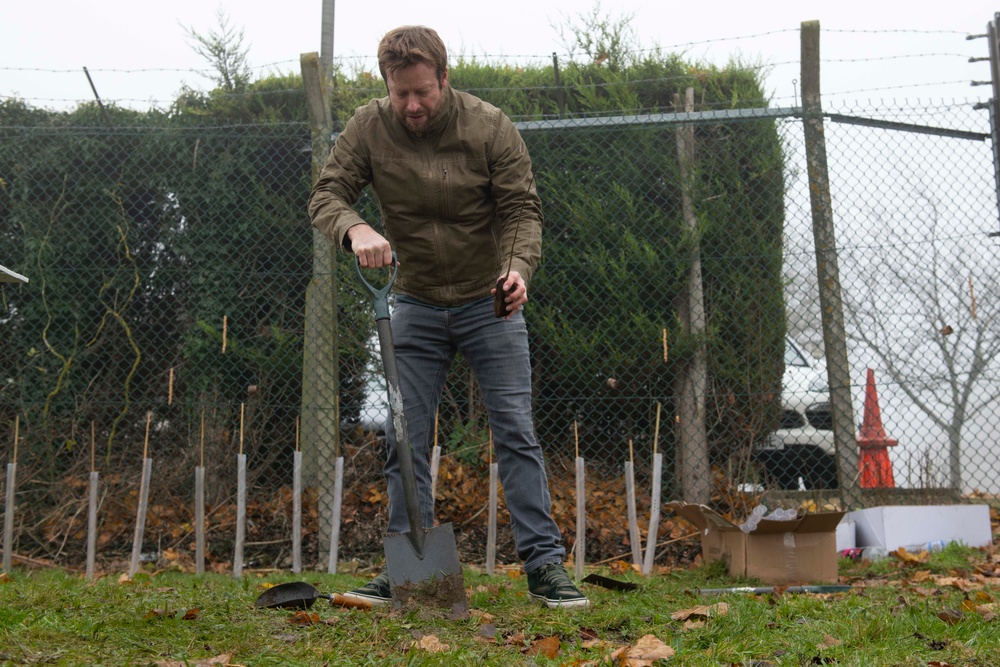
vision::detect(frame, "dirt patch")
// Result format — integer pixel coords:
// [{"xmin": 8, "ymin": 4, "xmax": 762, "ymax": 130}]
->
[{"xmin": 391, "ymin": 571, "xmax": 469, "ymax": 618}]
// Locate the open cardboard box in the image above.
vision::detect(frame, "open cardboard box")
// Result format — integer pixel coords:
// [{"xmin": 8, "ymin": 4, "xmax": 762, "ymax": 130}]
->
[{"xmin": 668, "ymin": 502, "xmax": 845, "ymax": 585}]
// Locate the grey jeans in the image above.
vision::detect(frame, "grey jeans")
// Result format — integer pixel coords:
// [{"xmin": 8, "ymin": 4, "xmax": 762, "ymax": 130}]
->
[{"xmin": 381, "ymin": 295, "xmax": 566, "ymax": 574}]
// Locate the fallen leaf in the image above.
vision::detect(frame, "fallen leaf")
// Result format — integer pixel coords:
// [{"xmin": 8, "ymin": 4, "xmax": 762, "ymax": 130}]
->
[
  {"xmin": 934, "ymin": 576, "xmax": 979, "ymax": 592},
  {"xmin": 414, "ymin": 634, "xmax": 450, "ymax": 653},
  {"xmin": 892, "ymin": 548, "xmax": 928, "ymax": 564},
  {"xmin": 961, "ymin": 600, "xmax": 996, "ymax": 621},
  {"xmin": 671, "ymin": 602, "xmax": 729, "ymax": 621},
  {"xmin": 936, "ymin": 608, "xmax": 964, "ymax": 625},
  {"xmin": 523, "ymin": 635, "xmax": 560, "ymax": 658},
  {"xmin": 182, "ymin": 608, "xmax": 200, "ymax": 621},
  {"xmin": 608, "ymin": 634, "xmax": 675, "ymax": 666},
  {"xmin": 469, "ymin": 608, "xmax": 495, "ymax": 624},
  {"xmin": 288, "ymin": 611, "xmax": 319, "ymax": 626},
  {"xmin": 0, "ymin": 573, "xmax": 8, "ymax": 584},
  {"xmin": 118, "ymin": 573, "xmax": 132, "ymax": 585},
  {"xmin": 817, "ymin": 634, "xmax": 842, "ymax": 649},
  {"xmin": 609, "ymin": 560, "xmax": 632, "ymax": 574},
  {"xmin": 144, "ymin": 609, "xmax": 170, "ymax": 620}
]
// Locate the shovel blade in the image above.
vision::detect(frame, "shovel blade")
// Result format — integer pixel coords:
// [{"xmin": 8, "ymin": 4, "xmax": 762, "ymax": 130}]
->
[
  {"xmin": 385, "ymin": 522, "xmax": 466, "ymax": 611},
  {"xmin": 253, "ymin": 581, "xmax": 321, "ymax": 609}
]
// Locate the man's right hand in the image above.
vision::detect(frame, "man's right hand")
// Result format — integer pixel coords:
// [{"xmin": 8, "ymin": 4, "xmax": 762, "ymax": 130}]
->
[{"xmin": 347, "ymin": 224, "xmax": 394, "ymax": 268}]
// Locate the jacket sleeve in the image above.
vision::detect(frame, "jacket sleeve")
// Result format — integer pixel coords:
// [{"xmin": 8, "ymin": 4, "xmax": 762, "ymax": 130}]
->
[
  {"xmin": 488, "ymin": 114, "xmax": 542, "ymax": 286},
  {"xmin": 307, "ymin": 113, "xmax": 373, "ymax": 252}
]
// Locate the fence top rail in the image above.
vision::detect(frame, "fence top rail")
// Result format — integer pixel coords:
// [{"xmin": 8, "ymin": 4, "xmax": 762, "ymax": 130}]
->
[{"xmin": 514, "ymin": 106, "xmax": 802, "ymax": 131}]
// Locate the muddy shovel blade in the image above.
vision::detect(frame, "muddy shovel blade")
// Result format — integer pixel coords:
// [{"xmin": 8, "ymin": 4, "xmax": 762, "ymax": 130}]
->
[{"xmin": 385, "ymin": 522, "xmax": 465, "ymax": 609}]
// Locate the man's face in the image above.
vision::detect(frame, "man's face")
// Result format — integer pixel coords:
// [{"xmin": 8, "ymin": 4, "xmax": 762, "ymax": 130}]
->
[{"xmin": 385, "ymin": 62, "xmax": 448, "ymax": 134}]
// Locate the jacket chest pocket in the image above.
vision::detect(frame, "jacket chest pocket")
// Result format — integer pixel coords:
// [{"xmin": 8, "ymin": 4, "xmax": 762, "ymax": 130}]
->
[{"xmin": 438, "ymin": 158, "xmax": 492, "ymax": 223}]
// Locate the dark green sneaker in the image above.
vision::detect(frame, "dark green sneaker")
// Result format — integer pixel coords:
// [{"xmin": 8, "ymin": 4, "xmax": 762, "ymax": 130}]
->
[
  {"xmin": 527, "ymin": 563, "xmax": 590, "ymax": 609},
  {"xmin": 342, "ymin": 570, "xmax": 391, "ymax": 606}
]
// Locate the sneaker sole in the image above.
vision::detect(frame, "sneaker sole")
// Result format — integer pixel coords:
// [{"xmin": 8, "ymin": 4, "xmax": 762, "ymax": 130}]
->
[
  {"xmin": 529, "ymin": 592, "xmax": 590, "ymax": 610},
  {"xmin": 341, "ymin": 591, "xmax": 391, "ymax": 606}
]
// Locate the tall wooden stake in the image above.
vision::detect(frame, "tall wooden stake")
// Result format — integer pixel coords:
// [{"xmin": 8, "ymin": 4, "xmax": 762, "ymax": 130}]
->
[{"xmin": 300, "ymin": 51, "xmax": 341, "ymax": 561}]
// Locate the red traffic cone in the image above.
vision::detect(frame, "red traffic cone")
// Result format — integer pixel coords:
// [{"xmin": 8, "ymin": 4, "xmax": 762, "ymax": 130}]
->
[{"xmin": 857, "ymin": 368, "xmax": 896, "ymax": 488}]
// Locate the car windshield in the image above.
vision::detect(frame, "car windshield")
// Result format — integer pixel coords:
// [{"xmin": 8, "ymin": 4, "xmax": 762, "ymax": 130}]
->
[{"xmin": 784, "ymin": 339, "xmax": 810, "ymax": 367}]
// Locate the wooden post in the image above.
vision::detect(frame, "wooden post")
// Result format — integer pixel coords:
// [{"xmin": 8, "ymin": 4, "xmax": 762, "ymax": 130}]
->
[
  {"xmin": 674, "ymin": 87, "xmax": 710, "ymax": 504},
  {"xmin": 552, "ymin": 52, "xmax": 566, "ymax": 116},
  {"xmin": 300, "ymin": 52, "xmax": 341, "ymax": 561},
  {"xmin": 801, "ymin": 21, "xmax": 861, "ymax": 505}
]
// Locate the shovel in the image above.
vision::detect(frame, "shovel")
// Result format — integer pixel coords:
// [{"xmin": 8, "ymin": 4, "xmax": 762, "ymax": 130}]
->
[
  {"xmin": 253, "ymin": 581, "xmax": 372, "ymax": 610},
  {"xmin": 354, "ymin": 256, "xmax": 466, "ymax": 611}
]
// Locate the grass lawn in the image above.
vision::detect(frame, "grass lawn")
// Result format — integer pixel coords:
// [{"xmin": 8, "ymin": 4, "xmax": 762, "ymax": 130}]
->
[{"xmin": 2, "ymin": 545, "xmax": 1000, "ymax": 666}]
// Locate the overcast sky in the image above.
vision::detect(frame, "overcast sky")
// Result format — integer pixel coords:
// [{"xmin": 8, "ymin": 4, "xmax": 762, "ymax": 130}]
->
[{"xmin": 1, "ymin": 1, "xmax": 994, "ymax": 112}]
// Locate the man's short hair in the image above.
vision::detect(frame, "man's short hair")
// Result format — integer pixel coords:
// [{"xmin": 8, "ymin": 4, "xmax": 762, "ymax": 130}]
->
[{"xmin": 377, "ymin": 26, "xmax": 448, "ymax": 82}]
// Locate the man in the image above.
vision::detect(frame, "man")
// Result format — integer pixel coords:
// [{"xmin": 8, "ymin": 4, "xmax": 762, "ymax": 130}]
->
[{"xmin": 308, "ymin": 25, "xmax": 588, "ymax": 610}]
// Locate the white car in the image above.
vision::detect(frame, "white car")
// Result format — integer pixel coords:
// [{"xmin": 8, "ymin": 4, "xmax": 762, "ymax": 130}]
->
[{"xmin": 754, "ymin": 337, "xmax": 837, "ymax": 490}]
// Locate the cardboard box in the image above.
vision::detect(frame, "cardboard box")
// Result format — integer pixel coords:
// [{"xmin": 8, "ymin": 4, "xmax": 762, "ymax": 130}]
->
[
  {"xmin": 845, "ymin": 505, "xmax": 993, "ymax": 551},
  {"xmin": 668, "ymin": 502, "xmax": 845, "ymax": 585}
]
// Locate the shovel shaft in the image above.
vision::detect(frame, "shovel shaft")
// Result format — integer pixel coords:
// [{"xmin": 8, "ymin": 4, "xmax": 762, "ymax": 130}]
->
[{"xmin": 375, "ymin": 318, "xmax": 425, "ymax": 557}]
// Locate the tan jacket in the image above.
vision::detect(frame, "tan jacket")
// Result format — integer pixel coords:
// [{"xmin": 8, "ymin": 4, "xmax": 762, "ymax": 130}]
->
[{"xmin": 308, "ymin": 85, "xmax": 541, "ymax": 307}]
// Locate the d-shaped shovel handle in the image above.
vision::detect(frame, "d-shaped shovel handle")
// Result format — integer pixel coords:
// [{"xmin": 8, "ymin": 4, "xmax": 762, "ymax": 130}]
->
[{"xmin": 353, "ymin": 253, "xmax": 398, "ymax": 321}]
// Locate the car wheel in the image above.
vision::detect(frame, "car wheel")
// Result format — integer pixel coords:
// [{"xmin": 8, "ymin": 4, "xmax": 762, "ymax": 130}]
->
[{"xmin": 799, "ymin": 447, "xmax": 838, "ymax": 489}]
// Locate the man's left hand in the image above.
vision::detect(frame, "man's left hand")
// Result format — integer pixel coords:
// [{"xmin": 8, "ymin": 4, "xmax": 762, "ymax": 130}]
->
[{"xmin": 492, "ymin": 271, "xmax": 528, "ymax": 319}]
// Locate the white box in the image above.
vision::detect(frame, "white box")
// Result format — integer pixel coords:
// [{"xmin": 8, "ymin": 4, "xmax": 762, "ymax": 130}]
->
[
  {"xmin": 836, "ymin": 519, "xmax": 856, "ymax": 551},
  {"xmin": 845, "ymin": 505, "xmax": 992, "ymax": 551}
]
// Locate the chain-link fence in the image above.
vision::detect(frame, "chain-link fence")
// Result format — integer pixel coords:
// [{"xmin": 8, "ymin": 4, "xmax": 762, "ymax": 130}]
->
[{"xmin": 1, "ymin": 98, "xmax": 996, "ymax": 573}]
